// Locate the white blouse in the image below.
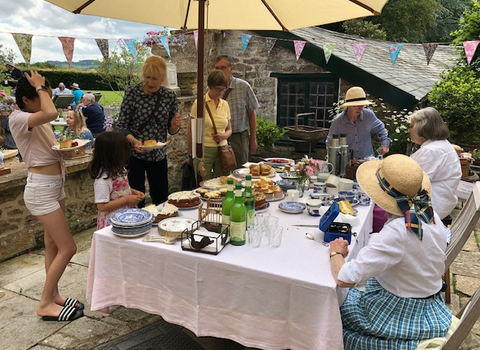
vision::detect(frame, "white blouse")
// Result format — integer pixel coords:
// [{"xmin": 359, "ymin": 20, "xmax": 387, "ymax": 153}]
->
[
  {"xmin": 410, "ymin": 139, "xmax": 461, "ymax": 219},
  {"xmin": 338, "ymin": 215, "xmax": 447, "ymax": 298}
]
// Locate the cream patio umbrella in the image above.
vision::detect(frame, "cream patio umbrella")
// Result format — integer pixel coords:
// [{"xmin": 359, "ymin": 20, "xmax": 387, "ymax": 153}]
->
[{"xmin": 44, "ymin": 0, "xmax": 389, "ymax": 157}]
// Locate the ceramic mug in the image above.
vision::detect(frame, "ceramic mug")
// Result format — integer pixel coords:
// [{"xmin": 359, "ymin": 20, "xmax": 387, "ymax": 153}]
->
[
  {"xmin": 338, "ymin": 178, "xmax": 354, "ymax": 191},
  {"xmin": 286, "ymin": 189, "xmax": 299, "ymax": 202},
  {"xmin": 326, "ymin": 186, "xmax": 338, "ymax": 196},
  {"xmin": 319, "ymin": 161, "xmax": 335, "ymax": 174},
  {"xmin": 313, "ymin": 183, "xmax": 327, "ymax": 193},
  {"xmin": 357, "ymin": 192, "xmax": 371, "ymax": 206},
  {"xmin": 316, "ymin": 173, "xmax": 330, "ymax": 183},
  {"xmin": 325, "ymin": 174, "xmax": 340, "ymax": 188},
  {"xmin": 338, "ymin": 191, "xmax": 356, "ymax": 202}
]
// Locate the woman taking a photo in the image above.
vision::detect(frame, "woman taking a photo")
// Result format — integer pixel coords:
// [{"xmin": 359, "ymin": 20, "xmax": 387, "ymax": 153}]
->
[
  {"xmin": 117, "ymin": 55, "xmax": 181, "ymax": 207},
  {"xmin": 188, "ymin": 70, "xmax": 232, "ymax": 180},
  {"xmin": 9, "ymin": 72, "xmax": 83, "ymax": 322}
]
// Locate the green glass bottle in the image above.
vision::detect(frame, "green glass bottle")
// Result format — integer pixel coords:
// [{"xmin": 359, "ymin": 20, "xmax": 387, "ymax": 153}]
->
[
  {"xmin": 230, "ymin": 183, "xmax": 246, "ymax": 246},
  {"xmin": 222, "ymin": 179, "xmax": 235, "ymax": 230},
  {"xmin": 243, "ymin": 174, "xmax": 255, "ymax": 228}
]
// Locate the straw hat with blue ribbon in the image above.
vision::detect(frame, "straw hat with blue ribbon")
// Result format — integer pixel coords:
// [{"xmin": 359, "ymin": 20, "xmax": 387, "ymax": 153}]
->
[{"xmin": 356, "ymin": 154, "xmax": 434, "ymax": 240}]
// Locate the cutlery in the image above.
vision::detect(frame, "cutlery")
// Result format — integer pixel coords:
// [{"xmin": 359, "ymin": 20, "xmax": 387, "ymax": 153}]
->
[
  {"xmin": 292, "ymin": 224, "xmax": 319, "ymax": 227},
  {"xmin": 142, "ymin": 235, "xmax": 178, "ymax": 244},
  {"xmin": 305, "ymin": 233, "xmax": 329, "ymax": 247}
]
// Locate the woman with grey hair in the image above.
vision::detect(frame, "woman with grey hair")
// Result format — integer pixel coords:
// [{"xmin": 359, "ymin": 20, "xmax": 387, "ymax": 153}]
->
[{"xmin": 409, "ymin": 107, "xmax": 461, "ymax": 221}]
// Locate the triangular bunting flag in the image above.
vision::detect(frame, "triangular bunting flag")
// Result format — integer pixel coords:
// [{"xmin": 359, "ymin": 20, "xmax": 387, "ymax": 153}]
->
[
  {"xmin": 388, "ymin": 44, "xmax": 403, "ymax": 65},
  {"xmin": 323, "ymin": 43, "xmax": 335, "ymax": 64},
  {"xmin": 352, "ymin": 44, "xmax": 368, "ymax": 65},
  {"xmin": 12, "ymin": 33, "xmax": 33, "ymax": 66},
  {"xmin": 463, "ymin": 40, "xmax": 480, "ymax": 65},
  {"xmin": 422, "ymin": 43, "xmax": 438, "ymax": 65},
  {"xmin": 194, "ymin": 30, "xmax": 198, "ymax": 49},
  {"xmin": 265, "ymin": 37, "xmax": 277, "ymax": 56},
  {"xmin": 95, "ymin": 39, "xmax": 109, "ymax": 61},
  {"xmin": 160, "ymin": 36, "xmax": 170, "ymax": 57},
  {"xmin": 58, "ymin": 37, "xmax": 75, "ymax": 68},
  {"xmin": 123, "ymin": 39, "xmax": 137, "ymax": 62},
  {"xmin": 293, "ymin": 40, "xmax": 306, "ymax": 61},
  {"xmin": 242, "ymin": 34, "xmax": 252, "ymax": 52}
]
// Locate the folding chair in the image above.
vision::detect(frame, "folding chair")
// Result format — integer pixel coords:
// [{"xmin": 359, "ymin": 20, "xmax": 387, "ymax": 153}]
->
[
  {"xmin": 445, "ymin": 283, "xmax": 480, "ymax": 350},
  {"xmin": 53, "ymin": 94, "xmax": 74, "ymax": 109},
  {"xmin": 444, "ymin": 182, "xmax": 480, "ymax": 303},
  {"xmin": 417, "ymin": 284, "xmax": 480, "ymax": 349}
]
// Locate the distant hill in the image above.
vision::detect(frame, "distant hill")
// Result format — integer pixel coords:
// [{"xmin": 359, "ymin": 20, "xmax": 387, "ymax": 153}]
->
[{"xmin": 46, "ymin": 59, "xmax": 100, "ymax": 70}]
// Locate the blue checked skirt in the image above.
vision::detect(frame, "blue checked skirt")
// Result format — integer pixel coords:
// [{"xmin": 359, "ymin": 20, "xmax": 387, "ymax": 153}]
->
[{"xmin": 341, "ymin": 279, "xmax": 452, "ymax": 350}]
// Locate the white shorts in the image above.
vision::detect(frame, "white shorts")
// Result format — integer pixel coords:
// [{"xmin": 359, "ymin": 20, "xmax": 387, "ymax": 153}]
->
[{"xmin": 24, "ymin": 172, "xmax": 66, "ymax": 216}]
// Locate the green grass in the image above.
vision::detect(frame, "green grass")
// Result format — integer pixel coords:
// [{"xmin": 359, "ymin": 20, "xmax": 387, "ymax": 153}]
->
[{"xmin": 93, "ymin": 90, "xmax": 124, "ymax": 106}]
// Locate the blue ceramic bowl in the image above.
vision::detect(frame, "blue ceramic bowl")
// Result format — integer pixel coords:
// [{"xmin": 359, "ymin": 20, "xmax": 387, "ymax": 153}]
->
[
  {"xmin": 277, "ymin": 179, "xmax": 297, "ymax": 192},
  {"xmin": 338, "ymin": 191, "xmax": 356, "ymax": 202}
]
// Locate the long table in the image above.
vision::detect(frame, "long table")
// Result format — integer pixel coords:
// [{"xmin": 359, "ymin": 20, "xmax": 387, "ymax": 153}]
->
[{"xmin": 86, "ymin": 190, "xmax": 374, "ymax": 350}]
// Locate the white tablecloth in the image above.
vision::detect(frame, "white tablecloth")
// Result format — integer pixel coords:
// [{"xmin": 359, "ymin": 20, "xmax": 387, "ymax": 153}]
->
[{"xmin": 86, "ymin": 190, "xmax": 373, "ymax": 350}]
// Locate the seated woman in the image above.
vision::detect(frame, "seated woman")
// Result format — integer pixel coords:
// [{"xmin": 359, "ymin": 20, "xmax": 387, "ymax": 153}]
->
[
  {"xmin": 188, "ymin": 70, "xmax": 232, "ymax": 180},
  {"xmin": 409, "ymin": 107, "xmax": 461, "ymax": 222},
  {"xmin": 329, "ymin": 154, "xmax": 451, "ymax": 349},
  {"xmin": 65, "ymin": 110, "xmax": 94, "ymax": 149}
]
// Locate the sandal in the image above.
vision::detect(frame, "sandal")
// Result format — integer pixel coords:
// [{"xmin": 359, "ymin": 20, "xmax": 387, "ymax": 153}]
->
[
  {"xmin": 63, "ymin": 297, "xmax": 84, "ymax": 310},
  {"xmin": 41, "ymin": 305, "xmax": 84, "ymax": 322}
]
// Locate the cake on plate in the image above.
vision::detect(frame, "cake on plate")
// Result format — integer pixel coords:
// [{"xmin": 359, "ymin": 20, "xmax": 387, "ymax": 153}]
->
[
  {"xmin": 168, "ymin": 191, "xmax": 202, "ymax": 208},
  {"xmin": 143, "ymin": 140, "xmax": 157, "ymax": 147},
  {"xmin": 59, "ymin": 139, "xmax": 73, "ymax": 149},
  {"xmin": 145, "ymin": 203, "xmax": 179, "ymax": 223},
  {"xmin": 254, "ymin": 192, "xmax": 267, "ymax": 210}
]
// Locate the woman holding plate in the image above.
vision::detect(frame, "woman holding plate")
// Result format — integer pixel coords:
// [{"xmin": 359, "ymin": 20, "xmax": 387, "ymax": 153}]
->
[{"xmin": 117, "ymin": 55, "xmax": 181, "ymax": 207}]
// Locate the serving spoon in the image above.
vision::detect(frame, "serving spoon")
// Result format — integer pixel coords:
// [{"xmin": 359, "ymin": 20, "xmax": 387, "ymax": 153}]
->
[{"xmin": 305, "ymin": 233, "xmax": 329, "ymax": 247}]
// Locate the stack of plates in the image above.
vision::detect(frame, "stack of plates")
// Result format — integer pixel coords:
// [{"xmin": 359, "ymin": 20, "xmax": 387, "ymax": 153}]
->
[{"xmin": 108, "ymin": 208, "xmax": 154, "ymax": 238}]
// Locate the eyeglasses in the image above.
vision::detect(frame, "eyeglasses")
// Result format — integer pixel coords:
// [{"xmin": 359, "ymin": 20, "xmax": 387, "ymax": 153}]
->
[
  {"xmin": 214, "ymin": 87, "xmax": 227, "ymax": 92},
  {"xmin": 214, "ymin": 66, "xmax": 229, "ymax": 70}
]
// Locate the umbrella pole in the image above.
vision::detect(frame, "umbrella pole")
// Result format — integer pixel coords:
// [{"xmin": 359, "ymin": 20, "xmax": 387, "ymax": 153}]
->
[{"xmin": 195, "ymin": 0, "xmax": 206, "ymax": 159}]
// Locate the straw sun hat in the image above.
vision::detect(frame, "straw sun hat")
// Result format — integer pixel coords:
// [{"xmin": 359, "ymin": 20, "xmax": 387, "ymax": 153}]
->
[
  {"xmin": 356, "ymin": 154, "xmax": 431, "ymax": 216},
  {"xmin": 339, "ymin": 86, "xmax": 373, "ymax": 108}
]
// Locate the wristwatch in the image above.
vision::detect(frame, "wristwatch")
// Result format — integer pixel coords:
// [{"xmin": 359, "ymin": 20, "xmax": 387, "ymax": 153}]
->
[
  {"xmin": 36, "ymin": 85, "xmax": 48, "ymax": 92},
  {"xmin": 330, "ymin": 251, "xmax": 346, "ymax": 258}
]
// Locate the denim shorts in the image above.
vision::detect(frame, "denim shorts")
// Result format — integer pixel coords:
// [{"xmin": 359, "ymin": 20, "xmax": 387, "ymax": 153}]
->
[{"xmin": 24, "ymin": 172, "xmax": 65, "ymax": 216}]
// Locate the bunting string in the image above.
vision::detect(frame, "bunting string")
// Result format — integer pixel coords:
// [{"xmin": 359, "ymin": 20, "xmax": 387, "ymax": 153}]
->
[{"xmin": 0, "ymin": 29, "xmax": 475, "ymax": 67}]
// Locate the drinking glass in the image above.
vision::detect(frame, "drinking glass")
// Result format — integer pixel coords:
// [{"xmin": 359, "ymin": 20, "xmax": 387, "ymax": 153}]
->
[
  {"xmin": 267, "ymin": 216, "xmax": 279, "ymax": 238},
  {"xmin": 247, "ymin": 226, "xmax": 262, "ymax": 248},
  {"xmin": 268, "ymin": 226, "xmax": 283, "ymax": 247}
]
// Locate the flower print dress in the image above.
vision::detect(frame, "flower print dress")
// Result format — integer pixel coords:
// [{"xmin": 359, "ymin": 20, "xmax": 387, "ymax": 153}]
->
[{"xmin": 94, "ymin": 172, "xmax": 135, "ymax": 229}]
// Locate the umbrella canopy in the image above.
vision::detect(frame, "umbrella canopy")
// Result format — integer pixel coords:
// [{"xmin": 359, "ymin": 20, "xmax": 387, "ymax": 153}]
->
[
  {"xmin": 43, "ymin": 0, "xmax": 389, "ymax": 157},
  {"xmin": 44, "ymin": 0, "xmax": 388, "ymax": 31}
]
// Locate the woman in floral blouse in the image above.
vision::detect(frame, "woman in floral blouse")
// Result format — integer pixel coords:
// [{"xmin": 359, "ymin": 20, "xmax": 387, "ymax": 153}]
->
[{"xmin": 117, "ymin": 55, "xmax": 181, "ymax": 207}]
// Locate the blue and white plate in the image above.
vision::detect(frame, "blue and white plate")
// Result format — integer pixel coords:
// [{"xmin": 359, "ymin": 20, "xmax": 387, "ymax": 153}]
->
[
  {"xmin": 111, "ymin": 222, "xmax": 152, "ymax": 237},
  {"xmin": 350, "ymin": 199, "xmax": 359, "ymax": 207},
  {"xmin": 109, "ymin": 208, "xmax": 153, "ymax": 227},
  {"xmin": 278, "ymin": 201, "xmax": 306, "ymax": 214},
  {"xmin": 279, "ymin": 171, "xmax": 298, "ymax": 180}
]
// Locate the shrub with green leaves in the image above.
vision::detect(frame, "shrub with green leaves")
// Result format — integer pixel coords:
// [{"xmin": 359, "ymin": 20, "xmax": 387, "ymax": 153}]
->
[{"xmin": 256, "ymin": 116, "xmax": 285, "ymax": 150}]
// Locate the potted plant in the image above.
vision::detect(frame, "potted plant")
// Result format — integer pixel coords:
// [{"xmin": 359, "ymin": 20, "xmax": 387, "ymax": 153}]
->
[
  {"xmin": 471, "ymin": 149, "xmax": 480, "ymax": 165},
  {"xmin": 256, "ymin": 116, "xmax": 285, "ymax": 151}
]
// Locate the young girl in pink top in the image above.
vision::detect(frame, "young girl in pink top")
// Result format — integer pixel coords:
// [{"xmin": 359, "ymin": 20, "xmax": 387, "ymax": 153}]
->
[
  {"xmin": 9, "ymin": 72, "xmax": 83, "ymax": 322},
  {"xmin": 87, "ymin": 131, "xmax": 144, "ymax": 229}
]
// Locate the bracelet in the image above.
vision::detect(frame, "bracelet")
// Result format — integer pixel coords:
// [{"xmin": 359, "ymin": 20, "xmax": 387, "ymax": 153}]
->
[
  {"xmin": 330, "ymin": 251, "xmax": 346, "ymax": 259},
  {"xmin": 130, "ymin": 137, "xmax": 136, "ymax": 145}
]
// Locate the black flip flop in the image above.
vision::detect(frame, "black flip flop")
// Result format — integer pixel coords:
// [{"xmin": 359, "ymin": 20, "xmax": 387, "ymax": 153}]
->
[
  {"xmin": 41, "ymin": 305, "xmax": 84, "ymax": 322},
  {"xmin": 63, "ymin": 297, "xmax": 85, "ymax": 310}
]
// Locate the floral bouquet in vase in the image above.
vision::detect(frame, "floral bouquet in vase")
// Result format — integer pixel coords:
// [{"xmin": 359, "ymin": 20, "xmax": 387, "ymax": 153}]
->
[{"xmin": 294, "ymin": 156, "xmax": 323, "ymax": 196}]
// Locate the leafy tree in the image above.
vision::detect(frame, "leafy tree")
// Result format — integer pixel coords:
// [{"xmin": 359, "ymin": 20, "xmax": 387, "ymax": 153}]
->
[
  {"xmin": 429, "ymin": 0, "xmax": 480, "ymax": 145},
  {"xmin": 342, "ymin": 19, "xmax": 387, "ymax": 40},
  {"xmin": 371, "ymin": 0, "xmax": 441, "ymax": 42},
  {"xmin": 96, "ymin": 43, "xmax": 149, "ymax": 98},
  {"xmin": 424, "ymin": 0, "xmax": 472, "ymax": 42},
  {"xmin": 0, "ymin": 44, "xmax": 16, "ymax": 86}
]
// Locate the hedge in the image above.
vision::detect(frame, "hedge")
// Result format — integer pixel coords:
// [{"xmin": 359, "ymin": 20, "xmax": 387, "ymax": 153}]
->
[{"xmin": 15, "ymin": 67, "xmax": 118, "ymax": 91}]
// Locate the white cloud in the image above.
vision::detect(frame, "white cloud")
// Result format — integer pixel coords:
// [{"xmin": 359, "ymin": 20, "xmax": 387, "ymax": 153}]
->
[{"xmin": 0, "ymin": 0, "xmax": 168, "ymax": 63}]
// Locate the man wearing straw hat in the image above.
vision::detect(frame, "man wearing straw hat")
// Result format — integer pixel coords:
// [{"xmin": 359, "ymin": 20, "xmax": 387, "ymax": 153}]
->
[
  {"xmin": 326, "ymin": 86, "xmax": 390, "ymax": 159},
  {"xmin": 329, "ymin": 154, "xmax": 451, "ymax": 349}
]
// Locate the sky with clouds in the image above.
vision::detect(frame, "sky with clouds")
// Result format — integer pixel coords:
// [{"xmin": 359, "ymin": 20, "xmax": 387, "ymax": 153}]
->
[{"xmin": 0, "ymin": 0, "xmax": 169, "ymax": 63}]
